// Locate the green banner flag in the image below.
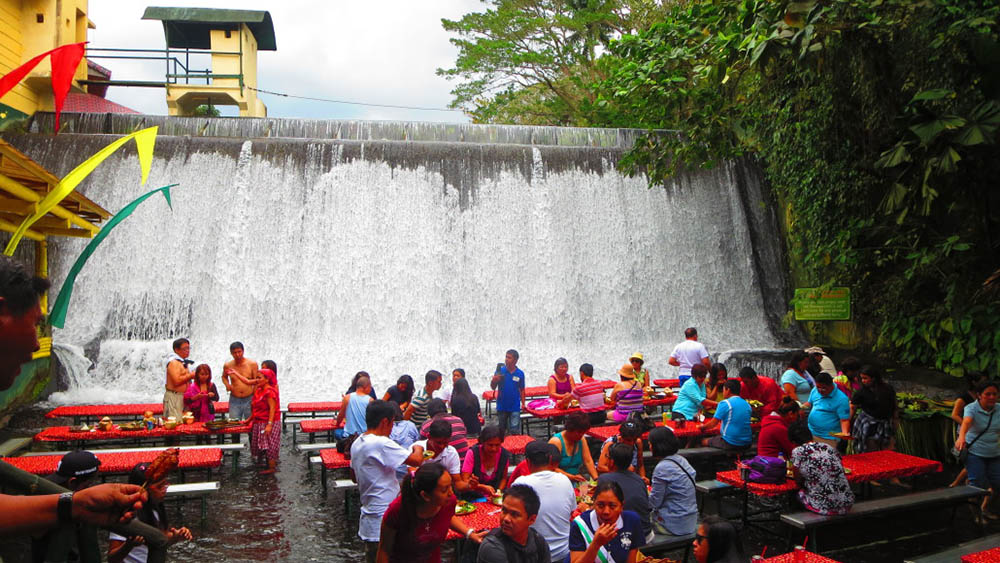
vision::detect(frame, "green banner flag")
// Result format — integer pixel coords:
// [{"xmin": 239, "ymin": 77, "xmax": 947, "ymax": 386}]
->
[{"xmin": 49, "ymin": 184, "xmax": 178, "ymax": 329}]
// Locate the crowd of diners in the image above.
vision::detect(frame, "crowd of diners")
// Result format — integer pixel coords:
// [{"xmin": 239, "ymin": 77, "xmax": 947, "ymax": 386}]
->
[{"xmin": 336, "ymin": 340, "xmax": 999, "ymax": 563}]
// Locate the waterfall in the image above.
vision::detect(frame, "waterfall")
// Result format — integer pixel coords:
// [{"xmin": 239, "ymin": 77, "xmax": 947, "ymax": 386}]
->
[{"xmin": 5, "ymin": 117, "xmax": 801, "ymax": 405}]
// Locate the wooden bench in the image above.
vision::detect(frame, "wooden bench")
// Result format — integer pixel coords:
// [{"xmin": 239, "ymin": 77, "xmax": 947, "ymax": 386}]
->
[
  {"xmin": 0, "ymin": 438, "xmax": 32, "ymax": 457},
  {"xmin": 282, "ymin": 402, "xmax": 341, "ymax": 431},
  {"xmin": 296, "ymin": 442, "xmax": 335, "ymax": 454},
  {"xmin": 641, "ymin": 532, "xmax": 696, "ymax": 561},
  {"xmin": 903, "ymin": 532, "xmax": 1000, "ymax": 563},
  {"xmin": 695, "ymin": 479, "xmax": 733, "ymax": 513},
  {"xmin": 165, "ymin": 482, "xmax": 219, "ymax": 521},
  {"xmin": 781, "ymin": 485, "xmax": 989, "ymax": 553},
  {"xmin": 296, "ymin": 419, "xmax": 340, "ymax": 444}
]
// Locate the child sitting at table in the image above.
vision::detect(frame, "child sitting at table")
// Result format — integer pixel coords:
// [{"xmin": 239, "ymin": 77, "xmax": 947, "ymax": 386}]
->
[
  {"xmin": 788, "ymin": 420, "xmax": 854, "ymax": 515},
  {"xmin": 596, "ymin": 419, "xmax": 647, "ymax": 484}
]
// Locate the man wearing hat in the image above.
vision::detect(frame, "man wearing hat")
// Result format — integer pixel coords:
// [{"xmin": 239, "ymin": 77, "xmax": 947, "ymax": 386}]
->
[
  {"xmin": 629, "ymin": 353, "xmax": 651, "ymax": 388},
  {"xmin": 31, "ymin": 451, "xmax": 102, "ymax": 563},
  {"xmin": 805, "ymin": 346, "xmax": 838, "ymax": 378}
]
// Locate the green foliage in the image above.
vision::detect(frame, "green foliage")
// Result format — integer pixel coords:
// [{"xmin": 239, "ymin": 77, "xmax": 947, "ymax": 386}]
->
[
  {"xmin": 437, "ymin": 0, "xmax": 662, "ymax": 125},
  {"xmin": 440, "ymin": 0, "xmax": 1000, "ymax": 376},
  {"xmin": 192, "ymin": 104, "xmax": 220, "ymax": 117}
]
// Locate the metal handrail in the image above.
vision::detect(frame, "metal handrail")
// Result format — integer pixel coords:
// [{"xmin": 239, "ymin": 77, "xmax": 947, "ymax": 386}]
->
[{"xmin": 85, "ymin": 47, "xmax": 242, "ymax": 85}]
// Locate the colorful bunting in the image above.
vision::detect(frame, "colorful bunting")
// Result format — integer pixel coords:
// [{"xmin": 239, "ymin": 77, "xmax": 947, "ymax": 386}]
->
[
  {"xmin": 0, "ymin": 42, "xmax": 86, "ymax": 131},
  {"xmin": 3, "ymin": 126, "xmax": 158, "ymax": 256},
  {"xmin": 49, "ymin": 184, "xmax": 178, "ymax": 329}
]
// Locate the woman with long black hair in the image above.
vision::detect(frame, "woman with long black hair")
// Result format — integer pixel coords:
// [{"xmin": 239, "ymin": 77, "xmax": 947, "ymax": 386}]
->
[
  {"xmin": 692, "ymin": 516, "xmax": 748, "ymax": 563},
  {"xmin": 384, "ymin": 374, "xmax": 416, "ymax": 411},
  {"xmin": 449, "ymin": 378, "xmax": 482, "ymax": 436},
  {"xmin": 376, "ymin": 462, "xmax": 485, "ymax": 563}
]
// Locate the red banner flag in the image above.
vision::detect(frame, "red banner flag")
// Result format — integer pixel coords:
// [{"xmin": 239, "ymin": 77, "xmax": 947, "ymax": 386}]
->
[{"xmin": 0, "ymin": 42, "xmax": 87, "ymax": 131}]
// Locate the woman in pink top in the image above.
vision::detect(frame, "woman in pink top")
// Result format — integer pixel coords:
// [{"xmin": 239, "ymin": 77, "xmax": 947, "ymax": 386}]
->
[
  {"xmin": 457, "ymin": 425, "xmax": 509, "ymax": 499},
  {"xmin": 548, "ymin": 357, "xmax": 576, "ymax": 401},
  {"xmin": 183, "ymin": 364, "xmax": 218, "ymax": 422}
]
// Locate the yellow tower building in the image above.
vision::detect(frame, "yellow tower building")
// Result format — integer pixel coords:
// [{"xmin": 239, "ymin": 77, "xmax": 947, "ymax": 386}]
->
[
  {"xmin": 142, "ymin": 7, "xmax": 275, "ymax": 118},
  {"xmin": 0, "ymin": 0, "xmax": 94, "ymax": 121}
]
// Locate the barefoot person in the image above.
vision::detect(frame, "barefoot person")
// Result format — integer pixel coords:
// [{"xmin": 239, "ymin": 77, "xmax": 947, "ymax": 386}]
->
[
  {"xmin": 221, "ymin": 341, "xmax": 260, "ymax": 422},
  {"xmin": 251, "ymin": 368, "xmax": 281, "ymax": 474},
  {"xmin": 164, "ymin": 338, "xmax": 194, "ymax": 420}
]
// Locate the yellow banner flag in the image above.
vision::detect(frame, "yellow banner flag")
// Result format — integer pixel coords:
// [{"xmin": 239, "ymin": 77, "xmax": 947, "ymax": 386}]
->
[{"xmin": 4, "ymin": 126, "xmax": 158, "ymax": 256}]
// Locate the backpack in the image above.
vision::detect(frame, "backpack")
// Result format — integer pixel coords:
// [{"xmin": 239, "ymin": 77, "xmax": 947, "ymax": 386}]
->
[
  {"xmin": 336, "ymin": 433, "xmax": 360, "ymax": 459},
  {"xmin": 626, "ymin": 411, "xmax": 657, "ymax": 433},
  {"xmin": 747, "ymin": 455, "xmax": 787, "ymax": 484}
]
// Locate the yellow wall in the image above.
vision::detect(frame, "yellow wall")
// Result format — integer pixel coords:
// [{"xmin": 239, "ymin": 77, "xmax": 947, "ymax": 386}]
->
[
  {"xmin": 0, "ymin": 0, "xmax": 90, "ymax": 117},
  {"xmin": 166, "ymin": 22, "xmax": 266, "ymax": 117}
]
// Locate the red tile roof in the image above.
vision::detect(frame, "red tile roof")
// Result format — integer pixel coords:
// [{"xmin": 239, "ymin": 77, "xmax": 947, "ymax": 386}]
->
[{"xmin": 62, "ymin": 92, "xmax": 139, "ymax": 114}]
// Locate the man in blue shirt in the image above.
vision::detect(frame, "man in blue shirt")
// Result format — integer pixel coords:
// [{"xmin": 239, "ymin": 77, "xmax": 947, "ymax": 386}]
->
[
  {"xmin": 491, "ymin": 349, "xmax": 526, "ymax": 436},
  {"xmin": 670, "ymin": 364, "xmax": 716, "ymax": 422},
  {"xmin": 805, "ymin": 372, "xmax": 851, "ymax": 448},
  {"xmin": 700, "ymin": 380, "xmax": 753, "ymax": 453}
]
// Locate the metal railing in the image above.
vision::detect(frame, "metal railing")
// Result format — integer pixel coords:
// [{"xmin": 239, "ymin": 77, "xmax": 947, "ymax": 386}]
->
[{"xmin": 85, "ymin": 47, "xmax": 243, "ymax": 88}]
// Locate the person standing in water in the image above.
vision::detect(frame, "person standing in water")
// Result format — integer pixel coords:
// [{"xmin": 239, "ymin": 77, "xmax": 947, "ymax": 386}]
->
[
  {"xmin": 221, "ymin": 341, "xmax": 260, "ymax": 421},
  {"xmin": 164, "ymin": 338, "xmax": 195, "ymax": 420}
]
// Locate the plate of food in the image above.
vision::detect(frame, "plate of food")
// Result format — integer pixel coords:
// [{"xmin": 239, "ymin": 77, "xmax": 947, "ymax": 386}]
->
[
  {"xmin": 844, "ymin": 467, "xmax": 853, "ymax": 475},
  {"xmin": 69, "ymin": 424, "xmax": 91, "ymax": 433},
  {"xmin": 491, "ymin": 494, "xmax": 503, "ymax": 506},
  {"xmin": 118, "ymin": 421, "xmax": 146, "ymax": 432},
  {"xmin": 455, "ymin": 500, "xmax": 477, "ymax": 515}
]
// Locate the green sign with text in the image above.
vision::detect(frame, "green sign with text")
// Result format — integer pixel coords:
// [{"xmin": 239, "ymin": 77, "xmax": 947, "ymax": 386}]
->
[{"xmin": 794, "ymin": 287, "xmax": 851, "ymax": 321}]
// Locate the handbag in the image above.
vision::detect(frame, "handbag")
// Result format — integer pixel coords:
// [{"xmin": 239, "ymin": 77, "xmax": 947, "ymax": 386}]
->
[
  {"xmin": 957, "ymin": 408, "xmax": 994, "ymax": 465},
  {"xmin": 747, "ymin": 455, "xmax": 787, "ymax": 484}
]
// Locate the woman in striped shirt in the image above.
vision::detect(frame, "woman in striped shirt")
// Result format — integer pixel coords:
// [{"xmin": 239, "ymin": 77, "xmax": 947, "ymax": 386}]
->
[{"xmin": 608, "ymin": 364, "xmax": 645, "ymax": 422}]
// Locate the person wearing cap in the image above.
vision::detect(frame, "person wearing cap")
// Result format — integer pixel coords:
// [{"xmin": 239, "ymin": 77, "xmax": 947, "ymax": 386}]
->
[
  {"xmin": 515, "ymin": 440, "xmax": 580, "ymax": 563},
  {"xmin": 805, "ymin": 346, "xmax": 837, "ymax": 378},
  {"xmin": 31, "ymin": 451, "xmax": 102, "ymax": 563},
  {"xmin": 0, "ymin": 256, "xmax": 146, "ymax": 539},
  {"xmin": 608, "ymin": 364, "xmax": 644, "ymax": 422},
  {"xmin": 629, "ymin": 353, "xmax": 651, "ymax": 388},
  {"xmin": 668, "ymin": 327, "xmax": 711, "ymax": 387}
]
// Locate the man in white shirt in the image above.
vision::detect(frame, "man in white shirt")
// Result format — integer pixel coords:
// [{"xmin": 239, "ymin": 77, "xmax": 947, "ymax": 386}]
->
[
  {"xmin": 668, "ymin": 327, "xmax": 711, "ymax": 386},
  {"xmin": 516, "ymin": 440, "xmax": 580, "ymax": 563},
  {"xmin": 350, "ymin": 400, "xmax": 425, "ymax": 563},
  {"xmin": 414, "ymin": 418, "xmax": 462, "ymax": 485}
]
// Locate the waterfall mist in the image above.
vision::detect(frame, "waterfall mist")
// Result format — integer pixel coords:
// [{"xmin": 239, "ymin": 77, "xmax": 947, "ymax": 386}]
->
[{"xmin": 6, "ymin": 119, "xmax": 799, "ymax": 405}]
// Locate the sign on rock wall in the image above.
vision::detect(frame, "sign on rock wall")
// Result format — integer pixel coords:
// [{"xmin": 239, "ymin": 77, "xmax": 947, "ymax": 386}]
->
[{"xmin": 794, "ymin": 287, "xmax": 851, "ymax": 321}]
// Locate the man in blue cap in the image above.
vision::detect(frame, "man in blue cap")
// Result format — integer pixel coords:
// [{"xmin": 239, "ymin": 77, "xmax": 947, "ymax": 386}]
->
[{"xmin": 32, "ymin": 450, "xmax": 102, "ymax": 563}]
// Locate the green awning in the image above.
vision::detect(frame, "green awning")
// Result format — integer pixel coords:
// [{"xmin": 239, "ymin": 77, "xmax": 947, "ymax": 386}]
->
[{"xmin": 142, "ymin": 7, "xmax": 276, "ymax": 51}]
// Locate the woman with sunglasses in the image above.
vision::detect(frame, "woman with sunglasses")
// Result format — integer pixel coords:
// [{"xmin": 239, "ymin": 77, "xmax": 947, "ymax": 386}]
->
[
  {"xmin": 568, "ymin": 481, "xmax": 644, "ymax": 563},
  {"xmin": 692, "ymin": 516, "xmax": 748, "ymax": 563}
]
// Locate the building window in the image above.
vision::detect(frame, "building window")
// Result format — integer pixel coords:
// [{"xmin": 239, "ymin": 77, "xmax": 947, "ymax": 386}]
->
[{"xmin": 36, "ymin": 13, "xmax": 44, "ymax": 23}]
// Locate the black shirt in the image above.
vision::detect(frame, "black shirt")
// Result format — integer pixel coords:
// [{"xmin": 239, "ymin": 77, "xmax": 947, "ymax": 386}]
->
[{"xmin": 851, "ymin": 384, "xmax": 897, "ymax": 420}]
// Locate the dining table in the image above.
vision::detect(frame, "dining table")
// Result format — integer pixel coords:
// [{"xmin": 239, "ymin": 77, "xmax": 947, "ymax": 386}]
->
[{"xmin": 34, "ymin": 421, "xmax": 252, "ymax": 448}]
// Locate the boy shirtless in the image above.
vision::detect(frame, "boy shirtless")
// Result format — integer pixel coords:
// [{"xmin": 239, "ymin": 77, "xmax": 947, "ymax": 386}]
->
[{"xmin": 222, "ymin": 341, "xmax": 260, "ymax": 421}]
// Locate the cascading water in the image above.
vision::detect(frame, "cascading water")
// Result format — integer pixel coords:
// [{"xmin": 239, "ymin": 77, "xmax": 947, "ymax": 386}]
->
[{"xmin": 8, "ymin": 115, "xmax": 801, "ymax": 405}]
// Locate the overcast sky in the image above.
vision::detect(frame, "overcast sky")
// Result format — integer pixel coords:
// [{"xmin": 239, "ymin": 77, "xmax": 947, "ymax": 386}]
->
[{"xmin": 86, "ymin": 1, "xmax": 482, "ymax": 122}]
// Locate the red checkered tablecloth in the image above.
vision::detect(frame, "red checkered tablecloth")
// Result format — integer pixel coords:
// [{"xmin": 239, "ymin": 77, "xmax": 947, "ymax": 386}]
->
[
  {"xmin": 299, "ymin": 419, "xmax": 342, "ymax": 433},
  {"xmin": 763, "ymin": 551, "xmax": 841, "ymax": 562},
  {"xmin": 501, "ymin": 434, "xmax": 533, "ymax": 455},
  {"xmin": 319, "ymin": 448, "xmax": 351, "ymax": 469},
  {"xmin": 652, "ymin": 379, "xmax": 681, "ymax": 389},
  {"xmin": 35, "ymin": 421, "xmax": 251, "ymax": 443},
  {"xmin": 527, "ymin": 396, "xmax": 676, "ymax": 420},
  {"xmin": 963, "ymin": 547, "xmax": 1000, "ymax": 562},
  {"xmin": 46, "ymin": 403, "xmax": 230, "ymax": 419},
  {"xmin": 716, "ymin": 450, "xmax": 943, "ymax": 497},
  {"xmin": 447, "ymin": 502, "xmax": 501, "ymax": 539},
  {"xmin": 286, "ymin": 402, "xmax": 341, "ymax": 413},
  {"xmin": 481, "ymin": 380, "xmax": 617, "ymax": 400},
  {"xmin": 2, "ymin": 448, "xmax": 223, "ymax": 475}
]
